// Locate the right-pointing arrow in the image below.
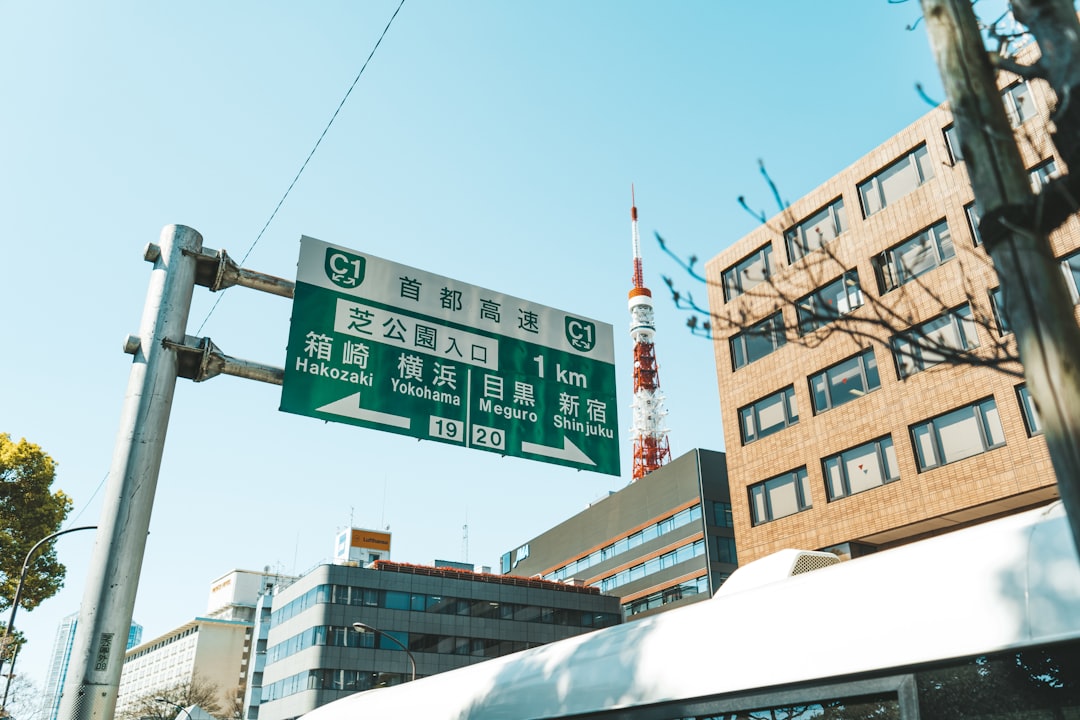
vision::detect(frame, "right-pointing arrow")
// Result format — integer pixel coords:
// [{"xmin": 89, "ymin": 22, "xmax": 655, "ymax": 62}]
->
[
  {"xmin": 316, "ymin": 392, "xmax": 411, "ymax": 429},
  {"xmin": 521, "ymin": 437, "xmax": 596, "ymax": 466}
]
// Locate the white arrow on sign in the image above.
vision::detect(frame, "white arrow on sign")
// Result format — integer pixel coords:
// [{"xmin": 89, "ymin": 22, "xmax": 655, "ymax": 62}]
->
[
  {"xmin": 520, "ymin": 437, "xmax": 596, "ymax": 466},
  {"xmin": 316, "ymin": 393, "xmax": 411, "ymax": 429}
]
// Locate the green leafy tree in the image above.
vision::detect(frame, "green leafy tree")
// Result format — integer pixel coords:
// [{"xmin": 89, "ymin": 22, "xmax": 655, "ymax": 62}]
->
[{"xmin": 0, "ymin": 433, "xmax": 73, "ymax": 617}]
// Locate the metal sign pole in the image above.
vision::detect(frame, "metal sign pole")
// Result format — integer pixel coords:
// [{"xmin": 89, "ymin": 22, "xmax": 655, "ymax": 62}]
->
[{"xmin": 59, "ymin": 225, "xmax": 202, "ymax": 720}]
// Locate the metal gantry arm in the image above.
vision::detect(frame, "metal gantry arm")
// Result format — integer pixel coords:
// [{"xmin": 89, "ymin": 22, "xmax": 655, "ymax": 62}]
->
[
  {"xmin": 123, "ymin": 243, "xmax": 297, "ymax": 386},
  {"xmin": 59, "ymin": 226, "xmax": 303, "ymax": 720}
]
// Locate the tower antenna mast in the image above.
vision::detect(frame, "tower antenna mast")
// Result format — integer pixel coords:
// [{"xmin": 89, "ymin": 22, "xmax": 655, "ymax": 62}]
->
[{"xmin": 627, "ymin": 186, "xmax": 671, "ymax": 480}]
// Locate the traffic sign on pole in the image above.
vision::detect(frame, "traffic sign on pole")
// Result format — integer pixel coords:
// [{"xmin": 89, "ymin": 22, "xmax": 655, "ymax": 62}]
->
[{"xmin": 281, "ymin": 236, "xmax": 620, "ymax": 476}]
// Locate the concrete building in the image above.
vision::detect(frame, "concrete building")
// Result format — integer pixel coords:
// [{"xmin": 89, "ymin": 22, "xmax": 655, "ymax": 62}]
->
[
  {"xmin": 115, "ymin": 617, "xmax": 252, "ymax": 719},
  {"xmin": 256, "ymin": 559, "xmax": 621, "ymax": 720},
  {"xmin": 115, "ymin": 569, "xmax": 288, "ymax": 720},
  {"xmin": 40, "ymin": 615, "xmax": 142, "ymax": 720},
  {"xmin": 240, "ymin": 575, "xmax": 296, "ymax": 720},
  {"xmin": 502, "ymin": 449, "xmax": 736, "ymax": 619},
  {"xmin": 705, "ymin": 65, "xmax": 1077, "ymax": 564}
]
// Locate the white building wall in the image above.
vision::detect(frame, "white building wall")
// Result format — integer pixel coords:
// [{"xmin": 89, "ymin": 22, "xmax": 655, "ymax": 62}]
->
[{"xmin": 115, "ymin": 620, "xmax": 251, "ymax": 719}]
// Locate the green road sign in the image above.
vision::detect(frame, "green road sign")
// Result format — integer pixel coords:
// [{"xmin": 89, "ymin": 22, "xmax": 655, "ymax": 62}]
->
[{"xmin": 281, "ymin": 236, "xmax": 620, "ymax": 476}]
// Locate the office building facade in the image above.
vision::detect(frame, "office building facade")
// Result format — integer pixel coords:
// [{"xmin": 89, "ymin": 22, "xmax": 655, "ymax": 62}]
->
[
  {"xmin": 502, "ymin": 449, "xmax": 736, "ymax": 619},
  {"xmin": 114, "ymin": 569, "xmax": 288, "ymax": 719},
  {"xmin": 706, "ymin": 67, "xmax": 1077, "ymax": 563},
  {"xmin": 114, "ymin": 617, "xmax": 253, "ymax": 720},
  {"xmin": 257, "ymin": 560, "xmax": 621, "ymax": 720}
]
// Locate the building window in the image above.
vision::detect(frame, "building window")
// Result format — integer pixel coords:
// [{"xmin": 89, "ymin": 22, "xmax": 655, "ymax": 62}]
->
[
  {"xmin": 872, "ymin": 220, "xmax": 955, "ymax": 293},
  {"xmin": 965, "ymin": 202, "xmax": 982, "ymax": 247},
  {"xmin": 543, "ymin": 504, "xmax": 703, "ymax": 582},
  {"xmin": 739, "ymin": 386, "xmax": 798, "ymax": 444},
  {"xmin": 597, "ymin": 539, "xmax": 706, "ymax": 593},
  {"xmin": 858, "ymin": 144, "xmax": 935, "ymax": 217},
  {"xmin": 1017, "ymin": 385, "xmax": 1042, "ymax": 436},
  {"xmin": 944, "ymin": 124, "xmax": 963, "ymax": 164},
  {"xmin": 722, "ymin": 244, "xmax": 774, "ymax": 302},
  {"xmin": 989, "ymin": 287, "xmax": 1011, "ymax": 335},
  {"xmin": 749, "ymin": 467, "xmax": 812, "ymax": 525},
  {"xmin": 784, "ymin": 197, "xmax": 848, "ymax": 262},
  {"xmin": 796, "ymin": 270, "xmax": 864, "ymax": 335},
  {"xmin": 824, "ymin": 436, "xmax": 900, "ymax": 501},
  {"xmin": 624, "ymin": 576, "xmax": 708, "ymax": 618},
  {"xmin": 1029, "ymin": 159, "xmax": 1060, "ymax": 193},
  {"xmin": 712, "ymin": 536, "xmax": 738, "ymax": 565},
  {"xmin": 911, "ymin": 397, "xmax": 1006, "ymax": 471},
  {"xmin": 892, "ymin": 304, "xmax": 979, "ymax": 379},
  {"xmin": 731, "ymin": 312, "xmax": 786, "ymax": 370},
  {"xmin": 809, "ymin": 348, "xmax": 881, "ymax": 414},
  {"xmin": 1002, "ymin": 80, "xmax": 1035, "ymax": 127},
  {"xmin": 711, "ymin": 501, "xmax": 733, "ymax": 528},
  {"xmin": 1062, "ymin": 249, "xmax": 1080, "ymax": 303}
]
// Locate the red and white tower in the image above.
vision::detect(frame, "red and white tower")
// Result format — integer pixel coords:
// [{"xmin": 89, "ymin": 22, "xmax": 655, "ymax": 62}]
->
[{"xmin": 627, "ymin": 188, "xmax": 671, "ymax": 480}]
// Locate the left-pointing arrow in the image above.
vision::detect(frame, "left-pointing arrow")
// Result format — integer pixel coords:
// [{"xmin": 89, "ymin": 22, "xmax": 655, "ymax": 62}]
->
[{"xmin": 316, "ymin": 392, "xmax": 411, "ymax": 429}]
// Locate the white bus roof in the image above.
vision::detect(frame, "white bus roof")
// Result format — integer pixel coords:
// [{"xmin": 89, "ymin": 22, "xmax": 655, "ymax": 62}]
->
[{"xmin": 300, "ymin": 502, "xmax": 1080, "ymax": 720}]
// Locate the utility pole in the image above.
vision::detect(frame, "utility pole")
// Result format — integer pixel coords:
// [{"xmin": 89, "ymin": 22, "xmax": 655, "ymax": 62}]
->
[
  {"xmin": 921, "ymin": 0, "xmax": 1080, "ymax": 552},
  {"xmin": 58, "ymin": 226, "xmax": 293, "ymax": 720},
  {"xmin": 58, "ymin": 226, "xmax": 294, "ymax": 720},
  {"xmin": 58, "ymin": 225, "xmax": 202, "ymax": 720}
]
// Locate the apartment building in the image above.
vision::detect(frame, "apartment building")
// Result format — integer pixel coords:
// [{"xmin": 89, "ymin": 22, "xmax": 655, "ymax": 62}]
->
[
  {"xmin": 706, "ymin": 67, "xmax": 1078, "ymax": 563},
  {"xmin": 503, "ymin": 449, "xmax": 736, "ymax": 619}
]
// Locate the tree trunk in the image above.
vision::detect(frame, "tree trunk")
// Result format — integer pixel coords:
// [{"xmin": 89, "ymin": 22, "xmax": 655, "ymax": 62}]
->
[
  {"xmin": 921, "ymin": 0, "xmax": 1080, "ymax": 553},
  {"xmin": 1011, "ymin": 0, "xmax": 1080, "ymax": 173}
]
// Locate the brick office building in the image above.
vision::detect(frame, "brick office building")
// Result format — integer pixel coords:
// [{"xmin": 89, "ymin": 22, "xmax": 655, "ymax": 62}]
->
[{"xmin": 706, "ymin": 65, "xmax": 1079, "ymax": 564}]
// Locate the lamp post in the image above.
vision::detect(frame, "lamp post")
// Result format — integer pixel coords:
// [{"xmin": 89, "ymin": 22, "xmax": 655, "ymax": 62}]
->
[
  {"xmin": 352, "ymin": 621, "xmax": 416, "ymax": 682},
  {"xmin": 155, "ymin": 697, "xmax": 192, "ymax": 720},
  {"xmin": 0, "ymin": 525, "xmax": 97, "ymax": 712}
]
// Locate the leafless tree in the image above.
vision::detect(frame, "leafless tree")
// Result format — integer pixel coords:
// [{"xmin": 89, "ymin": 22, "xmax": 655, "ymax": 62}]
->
[
  {"xmin": 116, "ymin": 675, "xmax": 226, "ymax": 720},
  {"xmin": 661, "ymin": 0, "xmax": 1080, "ymax": 550}
]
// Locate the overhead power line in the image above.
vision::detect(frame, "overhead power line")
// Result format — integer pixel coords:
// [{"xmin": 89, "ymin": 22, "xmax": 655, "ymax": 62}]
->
[{"xmin": 195, "ymin": 0, "xmax": 406, "ymax": 334}]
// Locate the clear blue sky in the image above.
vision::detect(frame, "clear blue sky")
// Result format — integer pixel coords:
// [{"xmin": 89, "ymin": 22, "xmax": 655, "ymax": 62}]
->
[{"xmin": 1, "ymin": 0, "xmax": 998, "ymax": 695}]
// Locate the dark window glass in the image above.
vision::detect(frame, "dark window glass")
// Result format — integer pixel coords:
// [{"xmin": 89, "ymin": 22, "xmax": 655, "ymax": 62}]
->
[
  {"xmin": 1002, "ymin": 80, "xmax": 1036, "ymax": 126},
  {"xmin": 1029, "ymin": 158, "xmax": 1060, "ymax": 193},
  {"xmin": 944, "ymin": 124, "xmax": 963, "ymax": 163},
  {"xmin": 712, "ymin": 501, "xmax": 733, "ymax": 528},
  {"xmin": 784, "ymin": 197, "xmax": 848, "ymax": 262},
  {"xmin": 1017, "ymin": 384, "xmax": 1042, "ymax": 436},
  {"xmin": 749, "ymin": 468, "xmax": 812, "ymax": 525},
  {"xmin": 990, "ymin": 287, "xmax": 1011, "ymax": 335},
  {"xmin": 722, "ymin": 244, "xmax": 773, "ymax": 302},
  {"xmin": 911, "ymin": 397, "xmax": 1005, "ymax": 471},
  {"xmin": 810, "ymin": 349, "xmax": 880, "ymax": 414},
  {"xmin": 1061, "ymin": 249, "xmax": 1080, "ymax": 304},
  {"xmin": 824, "ymin": 436, "xmax": 900, "ymax": 500},
  {"xmin": 892, "ymin": 304, "xmax": 979, "ymax": 378},
  {"xmin": 797, "ymin": 271, "xmax": 864, "ymax": 335},
  {"xmin": 915, "ymin": 641, "xmax": 1080, "ymax": 718},
  {"xmin": 859, "ymin": 144, "xmax": 934, "ymax": 217},
  {"xmin": 731, "ymin": 312, "xmax": 786, "ymax": 369},
  {"xmin": 739, "ymin": 386, "xmax": 798, "ymax": 444},
  {"xmin": 966, "ymin": 203, "xmax": 982, "ymax": 246},
  {"xmin": 873, "ymin": 220, "xmax": 954, "ymax": 293}
]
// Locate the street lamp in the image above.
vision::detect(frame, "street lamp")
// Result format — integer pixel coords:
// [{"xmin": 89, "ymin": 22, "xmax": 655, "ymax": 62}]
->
[
  {"xmin": 0, "ymin": 525, "xmax": 97, "ymax": 712},
  {"xmin": 155, "ymin": 697, "xmax": 192, "ymax": 720},
  {"xmin": 352, "ymin": 621, "xmax": 416, "ymax": 682}
]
